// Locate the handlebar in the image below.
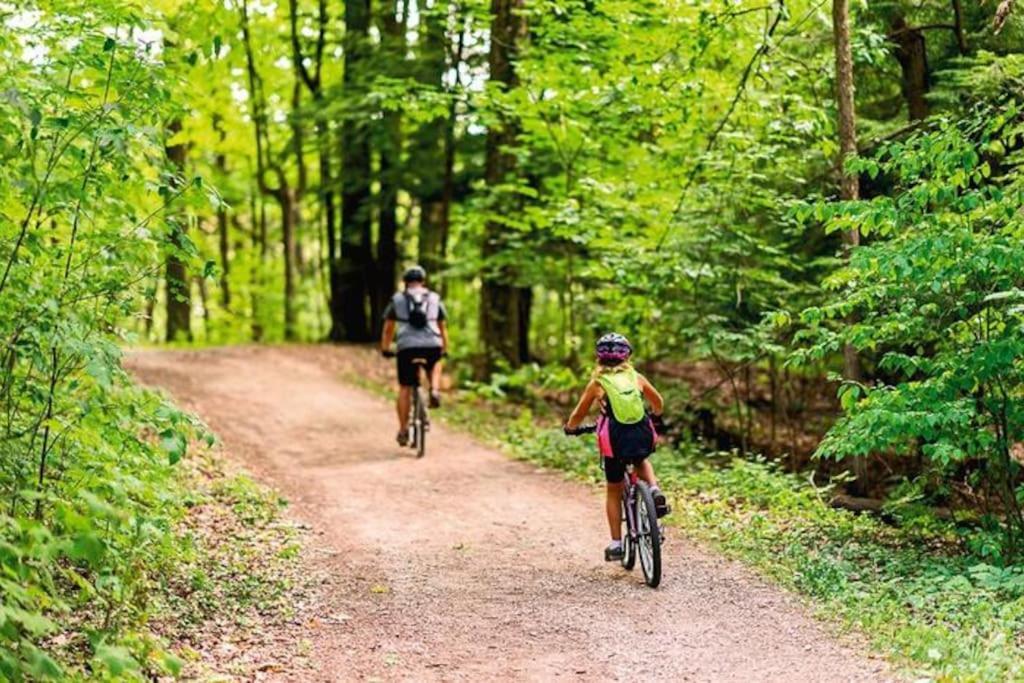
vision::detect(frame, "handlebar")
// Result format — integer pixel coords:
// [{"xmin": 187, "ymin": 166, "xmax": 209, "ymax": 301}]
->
[
  {"xmin": 565, "ymin": 413, "xmax": 666, "ymax": 436},
  {"xmin": 564, "ymin": 424, "xmax": 597, "ymax": 436}
]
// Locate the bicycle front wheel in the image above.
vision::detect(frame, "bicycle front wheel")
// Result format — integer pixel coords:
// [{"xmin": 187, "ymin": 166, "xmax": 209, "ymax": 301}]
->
[{"xmin": 635, "ymin": 481, "xmax": 662, "ymax": 587}]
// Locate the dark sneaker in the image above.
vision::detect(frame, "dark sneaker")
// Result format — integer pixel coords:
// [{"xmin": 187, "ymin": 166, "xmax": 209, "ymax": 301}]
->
[
  {"xmin": 397, "ymin": 429, "xmax": 409, "ymax": 447},
  {"xmin": 652, "ymin": 489, "xmax": 671, "ymax": 518},
  {"xmin": 604, "ymin": 542, "xmax": 624, "ymax": 562},
  {"xmin": 429, "ymin": 391, "xmax": 441, "ymax": 409}
]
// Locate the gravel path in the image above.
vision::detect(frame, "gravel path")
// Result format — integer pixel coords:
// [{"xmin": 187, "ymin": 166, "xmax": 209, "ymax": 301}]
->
[{"xmin": 128, "ymin": 345, "xmax": 892, "ymax": 682}]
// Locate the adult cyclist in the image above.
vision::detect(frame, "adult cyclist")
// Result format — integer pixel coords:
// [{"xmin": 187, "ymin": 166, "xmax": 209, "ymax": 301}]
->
[{"xmin": 380, "ymin": 266, "xmax": 449, "ymax": 446}]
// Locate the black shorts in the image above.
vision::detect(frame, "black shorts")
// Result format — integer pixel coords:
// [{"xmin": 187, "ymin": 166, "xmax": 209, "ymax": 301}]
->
[
  {"xmin": 602, "ymin": 455, "xmax": 648, "ymax": 484},
  {"xmin": 601, "ymin": 417, "xmax": 655, "ymax": 483},
  {"xmin": 396, "ymin": 347, "xmax": 442, "ymax": 387}
]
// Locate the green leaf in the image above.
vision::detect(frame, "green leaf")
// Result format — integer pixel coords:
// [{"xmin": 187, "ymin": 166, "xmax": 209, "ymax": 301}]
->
[
  {"xmin": 94, "ymin": 644, "xmax": 138, "ymax": 676},
  {"xmin": 160, "ymin": 430, "xmax": 187, "ymax": 465}
]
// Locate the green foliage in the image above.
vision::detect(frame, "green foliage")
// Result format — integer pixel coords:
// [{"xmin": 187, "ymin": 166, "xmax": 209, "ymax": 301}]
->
[
  {"xmin": 795, "ymin": 92, "xmax": 1024, "ymax": 558},
  {"xmin": 0, "ymin": 2, "xmax": 226, "ymax": 677}
]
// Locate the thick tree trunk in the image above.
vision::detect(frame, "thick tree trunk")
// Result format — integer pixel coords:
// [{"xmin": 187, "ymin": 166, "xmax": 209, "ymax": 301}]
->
[
  {"xmin": 373, "ymin": 0, "xmax": 404, "ymax": 325},
  {"xmin": 322, "ymin": 130, "xmax": 344, "ymax": 341},
  {"xmin": 833, "ymin": 0, "xmax": 868, "ymax": 495},
  {"xmin": 890, "ymin": 15, "xmax": 929, "ymax": 121},
  {"xmin": 339, "ymin": 0, "xmax": 374, "ymax": 342},
  {"xmin": 479, "ymin": 0, "xmax": 528, "ymax": 374},
  {"xmin": 951, "ymin": 0, "xmax": 968, "ymax": 54},
  {"xmin": 165, "ymin": 119, "xmax": 192, "ymax": 343},
  {"xmin": 413, "ymin": 1, "xmax": 450, "ymax": 275},
  {"xmin": 376, "ymin": 118, "xmax": 399, "ymax": 323}
]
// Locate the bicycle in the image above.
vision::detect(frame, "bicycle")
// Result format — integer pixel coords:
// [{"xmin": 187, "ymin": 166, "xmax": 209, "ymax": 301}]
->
[
  {"xmin": 566, "ymin": 424, "xmax": 663, "ymax": 588},
  {"xmin": 382, "ymin": 351, "xmax": 431, "ymax": 458},
  {"xmin": 407, "ymin": 357, "xmax": 430, "ymax": 458}
]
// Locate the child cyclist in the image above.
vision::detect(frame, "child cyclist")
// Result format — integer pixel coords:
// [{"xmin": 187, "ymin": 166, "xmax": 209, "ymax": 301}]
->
[{"xmin": 564, "ymin": 333, "xmax": 670, "ymax": 561}]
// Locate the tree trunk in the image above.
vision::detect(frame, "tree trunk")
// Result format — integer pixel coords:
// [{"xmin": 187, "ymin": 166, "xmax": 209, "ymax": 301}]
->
[
  {"xmin": 321, "ymin": 121, "xmax": 343, "ymax": 341},
  {"xmin": 282, "ymin": 187, "xmax": 299, "ymax": 340},
  {"xmin": 373, "ymin": 0, "xmax": 404, "ymax": 325},
  {"xmin": 376, "ymin": 119, "xmax": 399, "ymax": 323},
  {"xmin": 890, "ymin": 15, "xmax": 929, "ymax": 121},
  {"xmin": 211, "ymin": 114, "xmax": 231, "ymax": 311},
  {"xmin": 289, "ymin": 0, "xmax": 342, "ymax": 341},
  {"xmin": 833, "ymin": 0, "xmax": 868, "ymax": 495},
  {"xmin": 339, "ymin": 0, "xmax": 374, "ymax": 342},
  {"xmin": 165, "ymin": 119, "xmax": 192, "ymax": 343},
  {"xmin": 951, "ymin": 0, "xmax": 968, "ymax": 54},
  {"xmin": 413, "ymin": 1, "xmax": 450, "ymax": 275},
  {"xmin": 479, "ymin": 0, "xmax": 528, "ymax": 375},
  {"xmin": 216, "ymin": 150, "xmax": 231, "ymax": 310}
]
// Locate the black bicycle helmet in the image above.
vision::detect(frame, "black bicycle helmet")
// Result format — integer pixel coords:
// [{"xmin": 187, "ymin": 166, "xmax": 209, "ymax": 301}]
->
[{"xmin": 402, "ymin": 265, "xmax": 426, "ymax": 283}]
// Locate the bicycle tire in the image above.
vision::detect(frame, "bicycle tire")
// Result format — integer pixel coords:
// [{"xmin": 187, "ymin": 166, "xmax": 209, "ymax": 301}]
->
[
  {"xmin": 620, "ymin": 495, "xmax": 636, "ymax": 570},
  {"xmin": 415, "ymin": 386, "xmax": 427, "ymax": 458},
  {"xmin": 635, "ymin": 481, "xmax": 662, "ymax": 588}
]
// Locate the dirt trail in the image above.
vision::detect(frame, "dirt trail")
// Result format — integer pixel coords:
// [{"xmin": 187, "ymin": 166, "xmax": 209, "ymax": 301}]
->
[{"xmin": 128, "ymin": 346, "xmax": 891, "ymax": 682}]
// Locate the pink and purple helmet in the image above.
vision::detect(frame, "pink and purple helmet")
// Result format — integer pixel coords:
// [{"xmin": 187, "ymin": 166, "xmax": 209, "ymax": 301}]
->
[{"xmin": 596, "ymin": 333, "xmax": 632, "ymax": 364}]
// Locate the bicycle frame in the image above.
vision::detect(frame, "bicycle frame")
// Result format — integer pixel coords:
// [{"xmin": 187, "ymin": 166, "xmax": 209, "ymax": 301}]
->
[{"xmin": 621, "ymin": 464, "xmax": 640, "ymax": 542}]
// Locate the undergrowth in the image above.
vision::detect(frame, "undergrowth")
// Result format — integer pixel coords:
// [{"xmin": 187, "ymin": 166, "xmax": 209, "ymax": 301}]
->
[{"xmin": 1, "ymin": 378, "xmax": 302, "ymax": 681}]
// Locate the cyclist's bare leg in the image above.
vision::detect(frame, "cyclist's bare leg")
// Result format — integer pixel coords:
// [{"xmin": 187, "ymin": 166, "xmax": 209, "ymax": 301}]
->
[
  {"xmin": 637, "ymin": 459, "xmax": 659, "ymax": 488},
  {"xmin": 430, "ymin": 359, "xmax": 443, "ymax": 393},
  {"xmin": 606, "ymin": 482, "xmax": 624, "ymax": 540},
  {"xmin": 637, "ymin": 458, "xmax": 670, "ymax": 517},
  {"xmin": 397, "ymin": 386, "xmax": 412, "ymax": 431}
]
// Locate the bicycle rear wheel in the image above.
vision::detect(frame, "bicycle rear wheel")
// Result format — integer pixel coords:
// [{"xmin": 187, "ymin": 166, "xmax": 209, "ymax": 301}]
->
[
  {"xmin": 620, "ymin": 495, "xmax": 636, "ymax": 570},
  {"xmin": 635, "ymin": 481, "xmax": 662, "ymax": 587},
  {"xmin": 415, "ymin": 386, "xmax": 427, "ymax": 458}
]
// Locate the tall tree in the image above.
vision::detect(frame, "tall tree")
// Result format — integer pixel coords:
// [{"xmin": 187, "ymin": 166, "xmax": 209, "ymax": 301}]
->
[
  {"xmin": 479, "ymin": 0, "xmax": 529, "ymax": 373},
  {"xmin": 290, "ymin": 0, "xmax": 345, "ymax": 340},
  {"xmin": 889, "ymin": 14, "xmax": 929, "ymax": 121},
  {"xmin": 165, "ymin": 119, "xmax": 192, "ymax": 342},
  {"xmin": 240, "ymin": 0, "xmax": 300, "ymax": 340},
  {"xmin": 411, "ymin": 1, "xmax": 451, "ymax": 275},
  {"xmin": 373, "ymin": 0, "xmax": 405, "ymax": 322},
  {"xmin": 339, "ymin": 0, "xmax": 375, "ymax": 341},
  {"xmin": 214, "ymin": 118, "xmax": 231, "ymax": 311},
  {"xmin": 833, "ymin": 0, "xmax": 868, "ymax": 494}
]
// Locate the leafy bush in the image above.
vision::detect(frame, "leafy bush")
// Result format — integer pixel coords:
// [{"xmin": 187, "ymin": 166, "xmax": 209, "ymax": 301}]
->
[
  {"xmin": 795, "ymin": 101, "xmax": 1024, "ymax": 559},
  {"xmin": 0, "ymin": 3, "xmax": 212, "ymax": 677}
]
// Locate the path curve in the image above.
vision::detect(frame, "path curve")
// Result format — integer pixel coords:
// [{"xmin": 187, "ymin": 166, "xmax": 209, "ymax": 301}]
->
[{"xmin": 128, "ymin": 345, "xmax": 891, "ymax": 682}]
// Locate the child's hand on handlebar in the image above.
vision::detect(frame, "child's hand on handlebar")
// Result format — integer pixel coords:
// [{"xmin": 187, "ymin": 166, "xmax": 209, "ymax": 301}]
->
[
  {"xmin": 563, "ymin": 424, "xmax": 596, "ymax": 436},
  {"xmin": 381, "ymin": 348, "xmax": 396, "ymax": 359}
]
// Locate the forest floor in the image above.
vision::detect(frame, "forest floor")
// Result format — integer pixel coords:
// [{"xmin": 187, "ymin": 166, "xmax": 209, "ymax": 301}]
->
[{"xmin": 127, "ymin": 345, "xmax": 891, "ymax": 682}]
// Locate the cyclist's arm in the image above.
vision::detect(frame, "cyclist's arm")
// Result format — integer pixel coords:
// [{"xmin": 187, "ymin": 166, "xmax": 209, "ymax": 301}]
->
[
  {"xmin": 566, "ymin": 380, "xmax": 601, "ymax": 429},
  {"xmin": 638, "ymin": 374, "xmax": 664, "ymax": 415},
  {"xmin": 438, "ymin": 320, "xmax": 449, "ymax": 354},
  {"xmin": 381, "ymin": 319, "xmax": 396, "ymax": 352}
]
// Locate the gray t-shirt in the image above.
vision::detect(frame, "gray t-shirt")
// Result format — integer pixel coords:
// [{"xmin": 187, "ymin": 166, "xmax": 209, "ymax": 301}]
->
[{"xmin": 383, "ymin": 287, "xmax": 447, "ymax": 350}]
